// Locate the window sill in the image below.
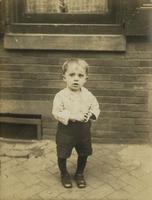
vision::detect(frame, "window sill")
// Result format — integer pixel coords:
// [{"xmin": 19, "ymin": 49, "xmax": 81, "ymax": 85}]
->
[{"xmin": 4, "ymin": 33, "xmax": 126, "ymax": 51}]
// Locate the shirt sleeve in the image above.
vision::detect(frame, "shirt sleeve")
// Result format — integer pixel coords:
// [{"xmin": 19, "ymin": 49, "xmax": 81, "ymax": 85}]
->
[
  {"xmin": 52, "ymin": 93, "xmax": 70, "ymax": 125},
  {"xmin": 89, "ymin": 95, "xmax": 100, "ymax": 120}
]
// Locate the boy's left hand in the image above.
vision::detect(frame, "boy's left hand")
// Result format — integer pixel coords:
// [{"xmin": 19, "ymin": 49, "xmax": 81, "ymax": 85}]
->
[{"xmin": 83, "ymin": 112, "xmax": 92, "ymax": 122}]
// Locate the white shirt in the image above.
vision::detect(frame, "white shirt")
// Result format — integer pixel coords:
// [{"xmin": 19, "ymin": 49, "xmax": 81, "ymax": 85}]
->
[{"xmin": 52, "ymin": 87, "xmax": 100, "ymax": 125}]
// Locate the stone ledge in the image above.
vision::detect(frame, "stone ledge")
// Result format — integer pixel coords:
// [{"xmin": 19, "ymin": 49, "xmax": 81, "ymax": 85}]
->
[{"xmin": 4, "ymin": 33, "xmax": 126, "ymax": 51}]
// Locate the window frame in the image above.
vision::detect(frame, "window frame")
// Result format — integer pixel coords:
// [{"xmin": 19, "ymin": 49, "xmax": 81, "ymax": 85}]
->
[{"xmin": 10, "ymin": 0, "xmax": 118, "ymax": 24}]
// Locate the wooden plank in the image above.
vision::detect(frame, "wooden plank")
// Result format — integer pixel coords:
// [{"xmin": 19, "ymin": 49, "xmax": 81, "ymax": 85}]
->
[
  {"xmin": 0, "ymin": 92, "xmax": 147, "ymax": 105},
  {"xmin": 0, "ymin": 59, "xmax": 140, "ymax": 67},
  {"xmin": 0, "ymin": 93, "xmax": 51, "ymax": 100},
  {"xmin": 0, "ymin": 87, "xmax": 148, "ymax": 97},
  {"xmin": 4, "ymin": 33, "xmax": 126, "ymax": 51},
  {"xmin": 1, "ymin": 66, "xmax": 152, "ymax": 77},
  {"xmin": 2, "ymin": 72, "xmax": 152, "ymax": 82},
  {"xmin": 0, "ymin": 79, "xmax": 150, "ymax": 90}
]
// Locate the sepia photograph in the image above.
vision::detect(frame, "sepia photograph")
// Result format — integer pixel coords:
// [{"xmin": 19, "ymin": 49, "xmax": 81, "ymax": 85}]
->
[{"xmin": 0, "ymin": 0, "xmax": 152, "ymax": 199}]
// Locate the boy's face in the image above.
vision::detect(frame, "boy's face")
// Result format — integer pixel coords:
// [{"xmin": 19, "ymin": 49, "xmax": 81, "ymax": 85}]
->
[{"xmin": 63, "ymin": 63, "xmax": 88, "ymax": 91}]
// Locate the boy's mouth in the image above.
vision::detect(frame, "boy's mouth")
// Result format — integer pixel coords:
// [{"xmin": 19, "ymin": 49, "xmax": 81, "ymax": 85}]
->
[{"xmin": 73, "ymin": 83, "xmax": 79, "ymax": 86}]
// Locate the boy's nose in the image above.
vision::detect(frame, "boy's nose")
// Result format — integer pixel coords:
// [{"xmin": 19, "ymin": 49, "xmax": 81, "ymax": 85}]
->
[{"xmin": 74, "ymin": 76, "xmax": 79, "ymax": 81}]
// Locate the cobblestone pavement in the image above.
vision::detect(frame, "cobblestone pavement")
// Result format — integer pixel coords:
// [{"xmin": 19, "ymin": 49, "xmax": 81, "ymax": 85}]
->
[{"xmin": 1, "ymin": 138, "xmax": 152, "ymax": 200}]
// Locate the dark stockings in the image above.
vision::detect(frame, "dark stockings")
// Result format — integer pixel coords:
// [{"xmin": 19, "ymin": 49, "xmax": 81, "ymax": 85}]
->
[
  {"xmin": 58, "ymin": 156, "xmax": 88, "ymax": 175},
  {"xmin": 76, "ymin": 156, "xmax": 88, "ymax": 174},
  {"xmin": 58, "ymin": 157, "xmax": 68, "ymax": 175}
]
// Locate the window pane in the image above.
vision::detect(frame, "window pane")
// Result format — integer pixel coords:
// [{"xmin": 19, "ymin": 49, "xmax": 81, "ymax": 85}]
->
[{"xmin": 26, "ymin": 0, "xmax": 108, "ymax": 14}]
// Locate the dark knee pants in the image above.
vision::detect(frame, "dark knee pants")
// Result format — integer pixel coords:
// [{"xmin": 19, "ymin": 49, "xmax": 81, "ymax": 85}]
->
[{"xmin": 56, "ymin": 121, "xmax": 92, "ymax": 159}]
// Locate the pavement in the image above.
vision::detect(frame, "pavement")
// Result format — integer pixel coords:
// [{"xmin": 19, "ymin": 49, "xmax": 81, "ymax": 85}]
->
[{"xmin": 1, "ymin": 138, "xmax": 152, "ymax": 200}]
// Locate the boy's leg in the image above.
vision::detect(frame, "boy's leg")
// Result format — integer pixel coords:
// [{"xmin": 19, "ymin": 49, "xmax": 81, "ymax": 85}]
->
[
  {"xmin": 74, "ymin": 135, "xmax": 92, "ymax": 188},
  {"xmin": 76, "ymin": 156, "xmax": 88, "ymax": 174},
  {"xmin": 56, "ymin": 122, "xmax": 76, "ymax": 188},
  {"xmin": 56, "ymin": 141, "xmax": 73, "ymax": 188},
  {"xmin": 58, "ymin": 157, "xmax": 72, "ymax": 188},
  {"xmin": 74, "ymin": 156, "xmax": 88, "ymax": 188},
  {"xmin": 58, "ymin": 157, "xmax": 68, "ymax": 175}
]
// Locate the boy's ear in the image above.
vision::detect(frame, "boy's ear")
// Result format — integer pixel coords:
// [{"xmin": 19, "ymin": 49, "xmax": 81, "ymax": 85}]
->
[
  {"xmin": 62, "ymin": 75, "xmax": 66, "ymax": 82},
  {"xmin": 86, "ymin": 75, "xmax": 88, "ymax": 80}
]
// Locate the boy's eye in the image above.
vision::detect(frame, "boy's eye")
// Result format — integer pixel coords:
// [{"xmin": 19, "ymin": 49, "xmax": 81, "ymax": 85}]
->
[
  {"xmin": 69, "ymin": 73, "xmax": 75, "ymax": 77},
  {"xmin": 79, "ymin": 74, "xmax": 84, "ymax": 77}
]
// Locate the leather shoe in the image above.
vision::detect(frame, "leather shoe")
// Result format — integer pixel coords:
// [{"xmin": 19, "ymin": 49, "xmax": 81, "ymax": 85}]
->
[
  {"xmin": 61, "ymin": 173, "xmax": 72, "ymax": 188},
  {"xmin": 74, "ymin": 173, "xmax": 86, "ymax": 188}
]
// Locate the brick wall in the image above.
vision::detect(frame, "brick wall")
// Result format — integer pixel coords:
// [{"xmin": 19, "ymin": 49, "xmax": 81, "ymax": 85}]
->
[{"xmin": 0, "ymin": 36, "xmax": 152, "ymax": 143}]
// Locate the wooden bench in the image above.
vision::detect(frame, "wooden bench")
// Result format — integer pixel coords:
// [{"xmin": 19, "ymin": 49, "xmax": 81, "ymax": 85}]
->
[{"xmin": 0, "ymin": 113, "xmax": 42, "ymax": 140}]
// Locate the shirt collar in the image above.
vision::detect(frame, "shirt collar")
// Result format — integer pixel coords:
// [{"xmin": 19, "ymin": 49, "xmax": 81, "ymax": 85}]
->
[{"xmin": 65, "ymin": 87, "xmax": 85, "ymax": 95}]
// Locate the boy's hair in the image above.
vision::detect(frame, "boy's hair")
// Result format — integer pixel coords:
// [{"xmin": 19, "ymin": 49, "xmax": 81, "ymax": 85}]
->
[{"xmin": 62, "ymin": 58, "xmax": 89, "ymax": 75}]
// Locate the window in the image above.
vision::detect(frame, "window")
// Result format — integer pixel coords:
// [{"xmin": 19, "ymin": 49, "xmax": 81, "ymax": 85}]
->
[
  {"xmin": 4, "ymin": 0, "xmax": 126, "ymax": 50},
  {"xmin": 10, "ymin": 0, "xmax": 116, "ymax": 24},
  {"xmin": 26, "ymin": 0, "xmax": 108, "ymax": 14}
]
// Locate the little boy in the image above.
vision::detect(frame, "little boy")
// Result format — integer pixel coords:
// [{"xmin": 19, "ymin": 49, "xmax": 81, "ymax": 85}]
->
[{"xmin": 52, "ymin": 58, "xmax": 100, "ymax": 188}]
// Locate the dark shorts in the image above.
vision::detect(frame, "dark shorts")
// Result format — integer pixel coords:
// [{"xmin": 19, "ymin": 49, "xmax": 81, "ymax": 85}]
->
[{"xmin": 56, "ymin": 121, "xmax": 92, "ymax": 159}]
